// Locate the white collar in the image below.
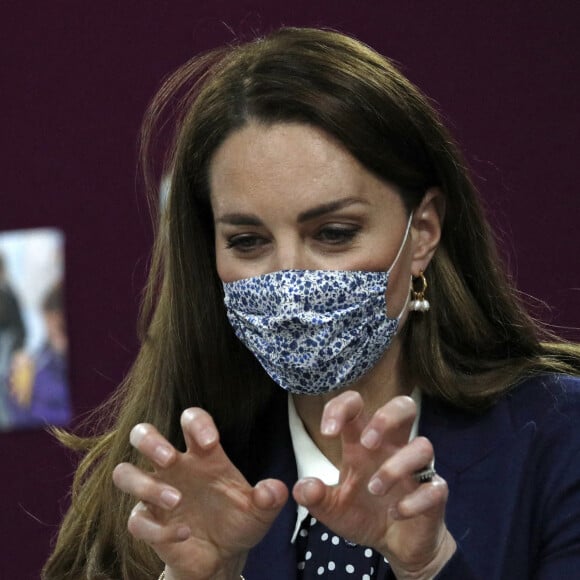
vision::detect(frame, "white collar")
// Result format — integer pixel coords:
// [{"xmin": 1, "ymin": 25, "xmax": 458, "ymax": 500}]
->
[{"xmin": 287, "ymin": 389, "xmax": 422, "ymax": 543}]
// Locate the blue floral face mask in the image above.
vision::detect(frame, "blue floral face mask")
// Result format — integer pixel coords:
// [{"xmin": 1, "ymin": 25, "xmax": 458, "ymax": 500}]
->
[{"xmin": 222, "ymin": 216, "xmax": 412, "ymax": 395}]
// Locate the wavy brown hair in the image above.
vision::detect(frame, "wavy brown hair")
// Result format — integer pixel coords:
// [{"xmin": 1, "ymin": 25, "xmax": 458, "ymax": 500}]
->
[{"xmin": 43, "ymin": 27, "xmax": 580, "ymax": 579}]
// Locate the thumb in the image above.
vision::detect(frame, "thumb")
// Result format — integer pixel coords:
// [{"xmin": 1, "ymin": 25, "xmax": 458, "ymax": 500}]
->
[{"xmin": 253, "ymin": 478, "xmax": 289, "ymax": 516}]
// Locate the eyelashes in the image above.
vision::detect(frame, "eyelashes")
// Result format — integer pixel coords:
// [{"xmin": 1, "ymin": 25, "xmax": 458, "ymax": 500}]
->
[
  {"xmin": 225, "ymin": 224, "xmax": 362, "ymax": 255},
  {"xmin": 313, "ymin": 224, "xmax": 361, "ymax": 245},
  {"xmin": 225, "ymin": 233, "xmax": 268, "ymax": 252}
]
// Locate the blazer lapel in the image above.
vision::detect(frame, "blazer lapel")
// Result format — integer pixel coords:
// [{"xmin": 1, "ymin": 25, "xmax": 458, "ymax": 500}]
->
[
  {"xmin": 419, "ymin": 394, "xmax": 517, "ymax": 474},
  {"xmin": 419, "ymin": 392, "xmax": 538, "ymax": 578}
]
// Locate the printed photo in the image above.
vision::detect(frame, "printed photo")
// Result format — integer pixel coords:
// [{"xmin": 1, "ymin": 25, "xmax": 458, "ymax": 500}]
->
[{"xmin": 0, "ymin": 228, "xmax": 71, "ymax": 431}]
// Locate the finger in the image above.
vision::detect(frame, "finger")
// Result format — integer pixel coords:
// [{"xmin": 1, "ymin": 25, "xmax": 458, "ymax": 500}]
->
[
  {"xmin": 252, "ymin": 479, "xmax": 290, "ymax": 512},
  {"xmin": 395, "ymin": 476, "xmax": 449, "ymax": 520},
  {"xmin": 129, "ymin": 423, "xmax": 177, "ymax": 468},
  {"xmin": 360, "ymin": 395, "xmax": 416, "ymax": 451},
  {"xmin": 320, "ymin": 390, "xmax": 365, "ymax": 444},
  {"xmin": 112, "ymin": 463, "xmax": 183, "ymax": 510},
  {"xmin": 367, "ymin": 436, "xmax": 434, "ymax": 496},
  {"xmin": 127, "ymin": 501, "xmax": 191, "ymax": 544},
  {"xmin": 292, "ymin": 477, "xmax": 328, "ymax": 509},
  {"xmin": 181, "ymin": 407, "xmax": 220, "ymax": 453}
]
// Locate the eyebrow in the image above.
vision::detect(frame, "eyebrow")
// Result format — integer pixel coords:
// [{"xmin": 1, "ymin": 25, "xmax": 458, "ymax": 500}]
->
[
  {"xmin": 215, "ymin": 197, "xmax": 369, "ymax": 226},
  {"xmin": 297, "ymin": 197, "xmax": 369, "ymax": 222}
]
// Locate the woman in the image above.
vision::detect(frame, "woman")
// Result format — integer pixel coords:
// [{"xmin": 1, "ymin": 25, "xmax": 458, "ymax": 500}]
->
[{"xmin": 44, "ymin": 27, "xmax": 580, "ymax": 579}]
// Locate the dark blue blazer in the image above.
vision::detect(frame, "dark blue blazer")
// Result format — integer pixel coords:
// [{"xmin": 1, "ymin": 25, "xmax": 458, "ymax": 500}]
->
[{"xmin": 243, "ymin": 374, "xmax": 580, "ymax": 579}]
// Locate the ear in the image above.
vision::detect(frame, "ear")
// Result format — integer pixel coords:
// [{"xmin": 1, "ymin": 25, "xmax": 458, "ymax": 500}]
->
[{"xmin": 410, "ymin": 188, "xmax": 445, "ymax": 276}]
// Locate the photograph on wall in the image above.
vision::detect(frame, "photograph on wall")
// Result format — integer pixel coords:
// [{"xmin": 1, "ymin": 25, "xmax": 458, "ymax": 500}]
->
[{"xmin": 0, "ymin": 228, "xmax": 71, "ymax": 431}]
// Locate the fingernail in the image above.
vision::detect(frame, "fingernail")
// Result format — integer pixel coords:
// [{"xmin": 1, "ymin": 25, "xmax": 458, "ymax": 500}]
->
[
  {"xmin": 182, "ymin": 408, "xmax": 197, "ymax": 424},
  {"xmin": 361, "ymin": 428, "xmax": 380, "ymax": 449},
  {"xmin": 198, "ymin": 427, "xmax": 217, "ymax": 447},
  {"xmin": 368, "ymin": 477, "xmax": 385, "ymax": 495},
  {"xmin": 297, "ymin": 478, "xmax": 318, "ymax": 504},
  {"xmin": 154, "ymin": 445, "xmax": 173, "ymax": 466},
  {"xmin": 176, "ymin": 525, "xmax": 191, "ymax": 541},
  {"xmin": 160, "ymin": 489, "xmax": 181, "ymax": 509},
  {"xmin": 129, "ymin": 424, "xmax": 147, "ymax": 447},
  {"xmin": 321, "ymin": 418, "xmax": 338, "ymax": 436},
  {"xmin": 130, "ymin": 502, "xmax": 147, "ymax": 517},
  {"xmin": 256, "ymin": 481, "xmax": 276, "ymax": 506}
]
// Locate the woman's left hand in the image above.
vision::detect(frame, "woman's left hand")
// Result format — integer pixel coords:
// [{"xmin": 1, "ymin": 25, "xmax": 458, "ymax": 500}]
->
[{"xmin": 292, "ymin": 391, "xmax": 456, "ymax": 580}]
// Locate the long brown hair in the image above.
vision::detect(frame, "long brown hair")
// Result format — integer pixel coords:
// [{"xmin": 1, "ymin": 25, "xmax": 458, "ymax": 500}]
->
[{"xmin": 43, "ymin": 27, "xmax": 580, "ymax": 579}]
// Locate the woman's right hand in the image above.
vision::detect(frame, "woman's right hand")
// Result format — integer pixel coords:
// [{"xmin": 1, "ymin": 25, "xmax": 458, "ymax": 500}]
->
[{"xmin": 112, "ymin": 408, "xmax": 289, "ymax": 580}]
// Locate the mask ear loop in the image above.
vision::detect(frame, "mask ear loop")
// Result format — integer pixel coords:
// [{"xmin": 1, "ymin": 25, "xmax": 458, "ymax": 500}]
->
[
  {"xmin": 387, "ymin": 213, "xmax": 413, "ymax": 275},
  {"xmin": 385, "ymin": 213, "xmax": 413, "ymax": 320}
]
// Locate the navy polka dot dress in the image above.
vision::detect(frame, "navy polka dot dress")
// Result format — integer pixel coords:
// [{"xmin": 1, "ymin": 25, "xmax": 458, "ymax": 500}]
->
[{"xmin": 295, "ymin": 515, "xmax": 392, "ymax": 578}]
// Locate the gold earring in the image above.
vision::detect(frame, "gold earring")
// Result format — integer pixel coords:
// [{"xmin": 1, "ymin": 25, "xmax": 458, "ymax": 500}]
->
[{"xmin": 409, "ymin": 271, "xmax": 430, "ymax": 312}]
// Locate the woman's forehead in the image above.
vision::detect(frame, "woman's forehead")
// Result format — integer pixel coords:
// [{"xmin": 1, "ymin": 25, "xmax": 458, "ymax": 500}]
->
[{"xmin": 209, "ymin": 122, "xmax": 402, "ymax": 216}]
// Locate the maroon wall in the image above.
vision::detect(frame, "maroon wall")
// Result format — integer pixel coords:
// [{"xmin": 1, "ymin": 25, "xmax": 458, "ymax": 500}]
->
[{"xmin": 1, "ymin": 2, "xmax": 579, "ymax": 576}]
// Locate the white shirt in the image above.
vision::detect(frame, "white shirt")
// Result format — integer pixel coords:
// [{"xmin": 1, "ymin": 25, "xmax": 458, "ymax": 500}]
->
[{"xmin": 287, "ymin": 389, "xmax": 423, "ymax": 542}]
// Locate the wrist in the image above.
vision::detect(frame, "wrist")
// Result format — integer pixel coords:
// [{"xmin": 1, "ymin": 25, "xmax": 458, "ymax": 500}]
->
[{"xmin": 391, "ymin": 531, "xmax": 456, "ymax": 580}]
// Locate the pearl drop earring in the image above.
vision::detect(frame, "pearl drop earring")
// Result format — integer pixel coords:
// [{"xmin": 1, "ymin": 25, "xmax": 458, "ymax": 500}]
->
[{"xmin": 409, "ymin": 271, "xmax": 430, "ymax": 312}]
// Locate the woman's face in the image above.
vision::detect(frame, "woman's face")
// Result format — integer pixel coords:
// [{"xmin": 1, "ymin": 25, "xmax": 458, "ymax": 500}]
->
[{"xmin": 210, "ymin": 122, "xmax": 417, "ymax": 316}]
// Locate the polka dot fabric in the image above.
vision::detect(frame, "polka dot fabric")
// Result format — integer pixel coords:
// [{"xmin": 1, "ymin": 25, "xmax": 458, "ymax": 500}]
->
[
  {"xmin": 295, "ymin": 515, "xmax": 391, "ymax": 578},
  {"xmin": 223, "ymin": 269, "xmax": 401, "ymax": 395}
]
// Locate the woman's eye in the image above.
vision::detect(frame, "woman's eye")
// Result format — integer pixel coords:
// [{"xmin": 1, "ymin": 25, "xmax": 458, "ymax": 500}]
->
[
  {"xmin": 315, "ymin": 225, "xmax": 361, "ymax": 245},
  {"xmin": 226, "ymin": 234, "xmax": 268, "ymax": 253}
]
